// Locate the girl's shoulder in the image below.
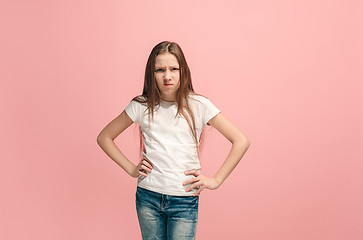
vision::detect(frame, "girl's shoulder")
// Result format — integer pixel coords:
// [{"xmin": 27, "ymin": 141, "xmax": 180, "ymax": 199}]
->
[
  {"xmin": 188, "ymin": 92, "xmax": 213, "ymax": 104},
  {"xmin": 130, "ymin": 95, "xmax": 148, "ymax": 105},
  {"xmin": 131, "ymin": 95, "xmax": 147, "ymax": 101},
  {"xmin": 124, "ymin": 96, "xmax": 148, "ymax": 114},
  {"xmin": 188, "ymin": 92, "xmax": 220, "ymax": 113}
]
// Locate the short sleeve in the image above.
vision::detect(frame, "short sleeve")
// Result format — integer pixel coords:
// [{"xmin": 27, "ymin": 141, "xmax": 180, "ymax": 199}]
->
[
  {"xmin": 124, "ymin": 100, "xmax": 140, "ymax": 123},
  {"xmin": 202, "ymin": 97, "xmax": 221, "ymax": 126}
]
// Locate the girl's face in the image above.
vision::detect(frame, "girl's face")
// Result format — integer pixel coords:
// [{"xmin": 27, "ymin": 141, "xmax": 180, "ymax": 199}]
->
[{"xmin": 154, "ymin": 52, "xmax": 180, "ymax": 102}]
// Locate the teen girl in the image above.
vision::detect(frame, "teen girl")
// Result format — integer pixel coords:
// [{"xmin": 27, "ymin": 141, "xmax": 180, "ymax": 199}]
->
[{"xmin": 97, "ymin": 41, "xmax": 250, "ymax": 240}]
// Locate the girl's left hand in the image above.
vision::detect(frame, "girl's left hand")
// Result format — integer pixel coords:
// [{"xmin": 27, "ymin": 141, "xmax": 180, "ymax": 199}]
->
[{"xmin": 183, "ymin": 169, "xmax": 221, "ymax": 196}]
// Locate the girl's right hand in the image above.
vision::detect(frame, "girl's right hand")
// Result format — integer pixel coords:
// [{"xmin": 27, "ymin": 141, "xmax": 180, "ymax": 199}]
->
[{"xmin": 130, "ymin": 157, "xmax": 153, "ymax": 178}]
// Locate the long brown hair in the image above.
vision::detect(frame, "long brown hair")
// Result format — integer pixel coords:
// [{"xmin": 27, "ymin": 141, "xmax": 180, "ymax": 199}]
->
[{"xmin": 131, "ymin": 41, "xmax": 208, "ymax": 161}]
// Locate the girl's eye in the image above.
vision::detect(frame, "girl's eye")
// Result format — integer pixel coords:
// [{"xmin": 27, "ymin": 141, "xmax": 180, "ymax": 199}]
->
[{"xmin": 155, "ymin": 68, "xmax": 179, "ymax": 72}]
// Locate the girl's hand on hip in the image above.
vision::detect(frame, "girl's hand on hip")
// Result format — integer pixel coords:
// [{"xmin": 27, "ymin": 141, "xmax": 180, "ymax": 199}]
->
[
  {"xmin": 130, "ymin": 157, "xmax": 153, "ymax": 178},
  {"xmin": 183, "ymin": 169, "xmax": 221, "ymax": 196}
]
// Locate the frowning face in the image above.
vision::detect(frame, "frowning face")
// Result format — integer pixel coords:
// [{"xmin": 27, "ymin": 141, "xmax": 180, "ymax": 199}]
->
[{"xmin": 154, "ymin": 52, "xmax": 180, "ymax": 102}]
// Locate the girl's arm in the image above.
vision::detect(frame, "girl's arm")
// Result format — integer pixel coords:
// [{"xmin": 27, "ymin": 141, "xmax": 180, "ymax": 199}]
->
[
  {"xmin": 183, "ymin": 112, "xmax": 250, "ymax": 195},
  {"xmin": 97, "ymin": 110, "xmax": 152, "ymax": 178}
]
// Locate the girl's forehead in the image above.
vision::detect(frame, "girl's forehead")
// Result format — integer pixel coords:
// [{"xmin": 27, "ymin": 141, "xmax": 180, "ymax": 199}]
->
[{"xmin": 155, "ymin": 53, "xmax": 179, "ymax": 67}]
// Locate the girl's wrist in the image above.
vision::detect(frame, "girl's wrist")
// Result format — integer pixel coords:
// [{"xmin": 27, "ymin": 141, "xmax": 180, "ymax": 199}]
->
[
  {"xmin": 213, "ymin": 176, "xmax": 223, "ymax": 187},
  {"xmin": 128, "ymin": 164, "xmax": 138, "ymax": 178}
]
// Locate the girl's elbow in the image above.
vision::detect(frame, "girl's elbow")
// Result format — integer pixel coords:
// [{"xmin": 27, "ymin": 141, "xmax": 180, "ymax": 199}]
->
[
  {"xmin": 96, "ymin": 135, "xmax": 104, "ymax": 145},
  {"xmin": 243, "ymin": 136, "xmax": 251, "ymax": 146},
  {"xmin": 244, "ymin": 136, "xmax": 251, "ymax": 147},
  {"xmin": 97, "ymin": 133, "xmax": 111, "ymax": 145},
  {"xmin": 240, "ymin": 139, "xmax": 250, "ymax": 148},
  {"xmin": 233, "ymin": 135, "xmax": 250, "ymax": 147}
]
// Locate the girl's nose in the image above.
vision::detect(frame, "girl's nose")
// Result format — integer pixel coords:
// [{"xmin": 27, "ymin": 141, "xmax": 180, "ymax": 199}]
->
[{"xmin": 165, "ymin": 71, "xmax": 172, "ymax": 80}]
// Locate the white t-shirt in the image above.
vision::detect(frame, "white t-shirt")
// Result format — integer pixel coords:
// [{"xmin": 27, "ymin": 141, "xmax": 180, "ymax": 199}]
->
[{"xmin": 124, "ymin": 93, "xmax": 221, "ymax": 196}]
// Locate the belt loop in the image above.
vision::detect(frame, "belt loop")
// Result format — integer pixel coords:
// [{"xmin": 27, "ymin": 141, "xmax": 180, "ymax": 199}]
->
[{"xmin": 161, "ymin": 194, "xmax": 164, "ymax": 209}]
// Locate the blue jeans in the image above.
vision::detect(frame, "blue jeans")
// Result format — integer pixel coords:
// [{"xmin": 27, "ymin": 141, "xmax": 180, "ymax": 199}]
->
[{"xmin": 135, "ymin": 186, "xmax": 199, "ymax": 240}]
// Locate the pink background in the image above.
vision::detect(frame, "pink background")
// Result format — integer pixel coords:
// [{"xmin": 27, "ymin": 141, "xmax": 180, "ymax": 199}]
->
[{"xmin": 1, "ymin": 0, "xmax": 362, "ymax": 239}]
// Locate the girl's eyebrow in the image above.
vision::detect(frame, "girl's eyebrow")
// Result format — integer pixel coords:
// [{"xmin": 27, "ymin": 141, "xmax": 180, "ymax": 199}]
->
[{"xmin": 155, "ymin": 66, "xmax": 179, "ymax": 68}]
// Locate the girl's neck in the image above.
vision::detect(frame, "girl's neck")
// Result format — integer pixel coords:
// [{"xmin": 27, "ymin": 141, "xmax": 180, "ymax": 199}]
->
[{"xmin": 161, "ymin": 96, "xmax": 176, "ymax": 102}]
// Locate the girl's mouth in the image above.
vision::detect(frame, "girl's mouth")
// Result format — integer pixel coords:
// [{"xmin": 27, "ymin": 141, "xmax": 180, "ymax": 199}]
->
[{"xmin": 164, "ymin": 84, "xmax": 173, "ymax": 86}]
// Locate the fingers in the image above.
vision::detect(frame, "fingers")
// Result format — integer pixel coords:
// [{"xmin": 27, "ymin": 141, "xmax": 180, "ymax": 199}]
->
[
  {"xmin": 141, "ymin": 159, "xmax": 152, "ymax": 172},
  {"xmin": 184, "ymin": 169, "xmax": 200, "ymax": 177},
  {"xmin": 183, "ymin": 176, "xmax": 202, "ymax": 192},
  {"xmin": 183, "ymin": 170, "xmax": 206, "ymax": 196},
  {"xmin": 193, "ymin": 185, "xmax": 204, "ymax": 196},
  {"xmin": 183, "ymin": 169, "xmax": 200, "ymax": 189},
  {"xmin": 138, "ymin": 169, "xmax": 148, "ymax": 177},
  {"xmin": 138, "ymin": 157, "xmax": 153, "ymax": 177},
  {"xmin": 185, "ymin": 181, "xmax": 202, "ymax": 192},
  {"xmin": 183, "ymin": 177, "xmax": 198, "ymax": 186},
  {"xmin": 142, "ymin": 157, "xmax": 153, "ymax": 166}
]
